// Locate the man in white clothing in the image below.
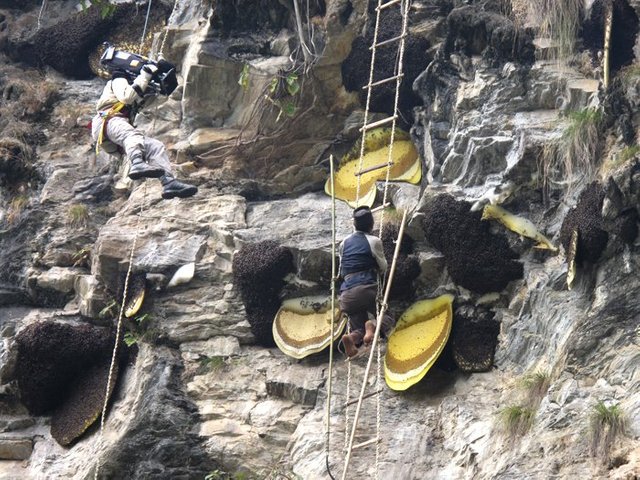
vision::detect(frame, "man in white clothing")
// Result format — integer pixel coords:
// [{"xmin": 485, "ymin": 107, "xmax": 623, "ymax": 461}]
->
[{"xmin": 92, "ymin": 60, "xmax": 197, "ymax": 199}]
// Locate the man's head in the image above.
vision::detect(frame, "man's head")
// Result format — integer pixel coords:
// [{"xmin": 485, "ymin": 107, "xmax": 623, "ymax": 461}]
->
[{"xmin": 353, "ymin": 206, "xmax": 374, "ymax": 233}]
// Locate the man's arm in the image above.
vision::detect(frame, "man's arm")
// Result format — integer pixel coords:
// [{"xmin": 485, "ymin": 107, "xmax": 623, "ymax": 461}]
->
[
  {"xmin": 111, "ymin": 64, "xmax": 157, "ymax": 105},
  {"xmin": 368, "ymin": 235, "xmax": 388, "ymax": 273}
]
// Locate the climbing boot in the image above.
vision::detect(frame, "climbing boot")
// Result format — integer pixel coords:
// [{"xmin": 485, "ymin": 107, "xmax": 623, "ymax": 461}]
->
[
  {"xmin": 128, "ymin": 155, "xmax": 165, "ymax": 180},
  {"xmin": 161, "ymin": 178, "xmax": 198, "ymax": 199}
]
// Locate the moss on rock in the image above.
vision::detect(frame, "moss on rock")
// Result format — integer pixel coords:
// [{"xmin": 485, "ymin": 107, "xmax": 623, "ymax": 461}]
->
[
  {"xmin": 422, "ymin": 194, "xmax": 523, "ymax": 293},
  {"xmin": 560, "ymin": 182, "xmax": 609, "ymax": 265},
  {"xmin": 232, "ymin": 240, "xmax": 294, "ymax": 346}
]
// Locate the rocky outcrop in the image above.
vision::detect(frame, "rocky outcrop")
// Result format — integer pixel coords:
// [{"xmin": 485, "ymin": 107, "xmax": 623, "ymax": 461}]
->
[{"xmin": 1, "ymin": 0, "xmax": 640, "ymax": 479}]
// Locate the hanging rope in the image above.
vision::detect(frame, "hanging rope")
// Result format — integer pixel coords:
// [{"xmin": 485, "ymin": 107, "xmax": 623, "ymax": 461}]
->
[
  {"xmin": 140, "ymin": 0, "xmax": 153, "ymax": 50},
  {"xmin": 325, "ymin": 155, "xmax": 337, "ymax": 480},
  {"xmin": 93, "ymin": 182, "xmax": 148, "ymax": 480},
  {"xmin": 37, "ymin": 0, "xmax": 48, "ymax": 31}
]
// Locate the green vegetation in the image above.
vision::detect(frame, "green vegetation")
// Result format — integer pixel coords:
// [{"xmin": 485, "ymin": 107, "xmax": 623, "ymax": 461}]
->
[
  {"xmin": 520, "ymin": 370, "xmax": 551, "ymax": 406},
  {"xmin": 72, "ymin": 246, "xmax": 92, "ymax": 268},
  {"xmin": 540, "ymin": 107, "xmax": 603, "ymax": 195},
  {"xmin": 123, "ymin": 331, "xmax": 138, "ymax": 347},
  {"xmin": 99, "ymin": 299, "xmax": 118, "ymax": 319},
  {"xmin": 67, "ymin": 204, "xmax": 90, "ymax": 227},
  {"xmin": 590, "ymin": 401, "xmax": 627, "ymax": 459},
  {"xmin": 79, "ymin": 0, "xmax": 116, "ymax": 19},
  {"xmin": 266, "ymin": 70, "xmax": 300, "ymax": 121},
  {"xmin": 238, "ymin": 64, "xmax": 250, "ymax": 90},
  {"xmin": 199, "ymin": 356, "xmax": 227, "ymax": 373},
  {"xmin": 500, "ymin": 405, "xmax": 535, "ymax": 437}
]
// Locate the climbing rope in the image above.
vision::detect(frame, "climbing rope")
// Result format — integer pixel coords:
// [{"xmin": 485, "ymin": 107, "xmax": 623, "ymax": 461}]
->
[
  {"xmin": 140, "ymin": 0, "xmax": 153, "ymax": 50},
  {"xmin": 94, "ymin": 182, "xmax": 148, "ymax": 480}
]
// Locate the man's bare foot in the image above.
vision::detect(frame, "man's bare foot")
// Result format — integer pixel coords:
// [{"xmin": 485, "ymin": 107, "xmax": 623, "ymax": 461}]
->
[
  {"xmin": 341, "ymin": 333, "xmax": 359, "ymax": 358},
  {"xmin": 363, "ymin": 320, "xmax": 376, "ymax": 345}
]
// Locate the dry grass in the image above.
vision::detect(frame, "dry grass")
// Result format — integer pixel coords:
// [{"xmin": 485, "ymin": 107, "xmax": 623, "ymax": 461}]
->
[
  {"xmin": 520, "ymin": 370, "xmax": 551, "ymax": 407},
  {"xmin": 67, "ymin": 204, "xmax": 90, "ymax": 228},
  {"xmin": 523, "ymin": 0, "xmax": 583, "ymax": 59},
  {"xmin": 590, "ymin": 401, "xmax": 626, "ymax": 460},
  {"xmin": 539, "ymin": 107, "xmax": 603, "ymax": 197},
  {"xmin": 6, "ymin": 195, "xmax": 29, "ymax": 225}
]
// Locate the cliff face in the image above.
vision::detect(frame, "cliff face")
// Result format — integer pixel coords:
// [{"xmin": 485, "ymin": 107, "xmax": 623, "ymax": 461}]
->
[{"xmin": 0, "ymin": 1, "xmax": 639, "ymax": 479}]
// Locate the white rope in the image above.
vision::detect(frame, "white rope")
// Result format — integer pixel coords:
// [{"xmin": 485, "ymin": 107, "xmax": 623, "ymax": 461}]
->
[
  {"xmin": 37, "ymin": 0, "xmax": 48, "ymax": 31},
  {"xmin": 93, "ymin": 182, "xmax": 148, "ymax": 480},
  {"xmin": 325, "ymin": 155, "xmax": 337, "ymax": 479},
  {"xmin": 140, "ymin": 0, "xmax": 153, "ymax": 50},
  {"xmin": 355, "ymin": 0, "xmax": 385, "ymax": 204}
]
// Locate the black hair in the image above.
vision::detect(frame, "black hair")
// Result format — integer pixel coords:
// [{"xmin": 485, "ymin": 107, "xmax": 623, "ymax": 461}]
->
[{"xmin": 353, "ymin": 206, "xmax": 374, "ymax": 232}]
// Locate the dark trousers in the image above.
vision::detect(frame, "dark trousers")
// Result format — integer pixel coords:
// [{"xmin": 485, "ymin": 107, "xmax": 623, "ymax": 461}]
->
[{"xmin": 339, "ymin": 283, "xmax": 394, "ymax": 345}]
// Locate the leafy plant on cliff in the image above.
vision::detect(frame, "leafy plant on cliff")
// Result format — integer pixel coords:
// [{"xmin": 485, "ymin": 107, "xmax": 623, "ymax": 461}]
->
[
  {"xmin": 590, "ymin": 401, "xmax": 627, "ymax": 460},
  {"xmin": 79, "ymin": 0, "xmax": 116, "ymax": 19}
]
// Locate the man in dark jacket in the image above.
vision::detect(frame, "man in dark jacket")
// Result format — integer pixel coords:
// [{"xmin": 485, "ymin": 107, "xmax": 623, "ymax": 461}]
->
[{"xmin": 339, "ymin": 206, "xmax": 394, "ymax": 358}]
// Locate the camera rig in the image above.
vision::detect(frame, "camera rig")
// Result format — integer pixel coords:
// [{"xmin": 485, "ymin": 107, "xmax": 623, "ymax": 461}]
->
[{"xmin": 99, "ymin": 43, "xmax": 178, "ymax": 96}]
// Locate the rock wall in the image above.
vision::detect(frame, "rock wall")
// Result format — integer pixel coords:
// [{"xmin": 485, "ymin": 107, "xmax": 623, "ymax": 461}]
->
[{"xmin": 0, "ymin": 0, "xmax": 639, "ymax": 479}]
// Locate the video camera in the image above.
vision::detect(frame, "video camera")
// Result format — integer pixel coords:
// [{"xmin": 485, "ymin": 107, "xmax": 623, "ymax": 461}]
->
[{"xmin": 99, "ymin": 43, "xmax": 178, "ymax": 96}]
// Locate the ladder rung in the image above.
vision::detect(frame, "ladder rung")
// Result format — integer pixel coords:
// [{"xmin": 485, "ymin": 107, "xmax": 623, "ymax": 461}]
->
[
  {"xmin": 377, "ymin": 0, "xmax": 402, "ymax": 11},
  {"xmin": 371, "ymin": 33, "xmax": 408, "ymax": 49},
  {"xmin": 343, "ymin": 388, "xmax": 384, "ymax": 408},
  {"xmin": 352, "ymin": 437, "xmax": 380, "ymax": 450},
  {"xmin": 371, "ymin": 203, "xmax": 391, "ymax": 214},
  {"xmin": 363, "ymin": 73, "xmax": 404, "ymax": 90},
  {"xmin": 355, "ymin": 162, "xmax": 393, "ymax": 177},
  {"xmin": 359, "ymin": 115, "xmax": 398, "ymax": 132}
]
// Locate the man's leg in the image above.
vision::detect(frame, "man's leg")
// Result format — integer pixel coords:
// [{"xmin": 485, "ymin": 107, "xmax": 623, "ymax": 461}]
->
[
  {"xmin": 144, "ymin": 137, "xmax": 197, "ymax": 199},
  {"xmin": 104, "ymin": 117, "xmax": 164, "ymax": 179},
  {"xmin": 339, "ymin": 286, "xmax": 370, "ymax": 357}
]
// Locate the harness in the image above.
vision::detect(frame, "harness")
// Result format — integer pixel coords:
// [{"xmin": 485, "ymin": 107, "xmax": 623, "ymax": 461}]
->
[{"xmin": 95, "ymin": 101, "xmax": 130, "ymax": 155}]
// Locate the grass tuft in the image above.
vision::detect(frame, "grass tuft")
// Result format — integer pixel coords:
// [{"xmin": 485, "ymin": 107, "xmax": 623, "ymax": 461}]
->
[
  {"xmin": 500, "ymin": 405, "xmax": 535, "ymax": 437},
  {"xmin": 67, "ymin": 204, "xmax": 89, "ymax": 227},
  {"xmin": 520, "ymin": 370, "xmax": 551, "ymax": 406},
  {"xmin": 590, "ymin": 401, "xmax": 626, "ymax": 460},
  {"xmin": 525, "ymin": 0, "xmax": 583, "ymax": 59},
  {"xmin": 6, "ymin": 195, "xmax": 29, "ymax": 225}
]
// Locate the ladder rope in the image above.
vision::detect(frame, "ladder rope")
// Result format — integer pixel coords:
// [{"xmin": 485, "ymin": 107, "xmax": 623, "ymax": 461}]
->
[
  {"xmin": 355, "ymin": 0, "xmax": 385, "ymax": 204},
  {"xmin": 342, "ymin": 0, "xmax": 411, "ymax": 477},
  {"xmin": 94, "ymin": 181, "xmax": 148, "ymax": 480},
  {"xmin": 325, "ymin": 156, "xmax": 337, "ymax": 480},
  {"xmin": 341, "ymin": 210, "xmax": 408, "ymax": 480}
]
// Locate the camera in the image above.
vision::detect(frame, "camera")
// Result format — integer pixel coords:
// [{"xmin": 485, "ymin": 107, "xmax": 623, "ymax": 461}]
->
[{"xmin": 99, "ymin": 43, "xmax": 178, "ymax": 96}]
